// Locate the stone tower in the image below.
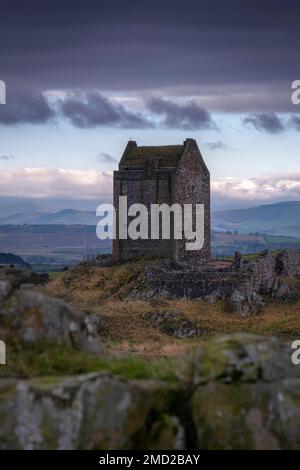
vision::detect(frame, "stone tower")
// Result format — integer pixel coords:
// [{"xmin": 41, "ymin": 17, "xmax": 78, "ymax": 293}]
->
[{"xmin": 113, "ymin": 138, "xmax": 210, "ymax": 263}]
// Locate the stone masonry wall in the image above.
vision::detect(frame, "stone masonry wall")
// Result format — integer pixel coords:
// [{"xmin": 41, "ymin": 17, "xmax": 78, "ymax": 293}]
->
[
  {"xmin": 113, "ymin": 139, "xmax": 211, "ymax": 264},
  {"xmin": 133, "ymin": 249, "xmax": 300, "ymax": 301},
  {"xmin": 175, "ymin": 140, "xmax": 211, "ymax": 263},
  {"xmin": 113, "ymin": 167, "xmax": 176, "ymax": 261}
]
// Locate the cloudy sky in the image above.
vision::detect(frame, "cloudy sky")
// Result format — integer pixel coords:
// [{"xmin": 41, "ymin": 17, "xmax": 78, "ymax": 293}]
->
[{"xmin": 0, "ymin": 0, "xmax": 300, "ymax": 209}]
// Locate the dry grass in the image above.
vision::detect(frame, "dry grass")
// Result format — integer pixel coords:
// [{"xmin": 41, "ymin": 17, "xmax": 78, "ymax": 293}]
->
[{"xmin": 41, "ymin": 261, "xmax": 300, "ymax": 360}]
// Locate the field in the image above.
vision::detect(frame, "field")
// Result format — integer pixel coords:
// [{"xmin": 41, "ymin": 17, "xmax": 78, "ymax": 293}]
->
[{"xmin": 1, "ymin": 225, "xmax": 300, "ymax": 271}]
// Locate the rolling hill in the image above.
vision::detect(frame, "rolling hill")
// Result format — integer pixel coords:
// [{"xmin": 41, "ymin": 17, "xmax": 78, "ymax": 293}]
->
[
  {"xmin": 0, "ymin": 209, "xmax": 99, "ymax": 225},
  {"xmin": 212, "ymin": 201, "xmax": 300, "ymax": 237}
]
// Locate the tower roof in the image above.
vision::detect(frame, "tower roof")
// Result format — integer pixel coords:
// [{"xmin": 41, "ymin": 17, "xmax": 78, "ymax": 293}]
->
[{"xmin": 119, "ymin": 141, "xmax": 184, "ymax": 169}]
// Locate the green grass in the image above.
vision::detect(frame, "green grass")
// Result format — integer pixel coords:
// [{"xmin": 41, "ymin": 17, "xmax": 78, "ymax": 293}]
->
[
  {"xmin": 48, "ymin": 271, "xmax": 65, "ymax": 279},
  {"xmin": 3, "ymin": 341, "xmax": 180, "ymax": 382}
]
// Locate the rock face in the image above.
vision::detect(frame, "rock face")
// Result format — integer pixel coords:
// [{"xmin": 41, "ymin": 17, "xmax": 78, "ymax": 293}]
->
[
  {"xmin": 0, "ymin": 333, "xmax": 300, "ymax": 449},
  {"xmin": 0, "ymin": 374, "xmax": 181, "ymax": 450},
  {"xmin": 0, "ymin": 288, "xmax": 102, "ymax": 354},
  {"xmin": 226, "ymin": 288, "xmax": 265, "ymax": 316},
  {"xmin": 143, "ymin": 311, "xmax": 206, "ymax": 338},
  {"xmin": 129, "ymin": 249, "xmax": 300, "ymax": 315}
]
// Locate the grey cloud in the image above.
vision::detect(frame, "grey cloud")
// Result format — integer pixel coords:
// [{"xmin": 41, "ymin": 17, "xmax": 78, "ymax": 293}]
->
[
  {"xmin": 0, "ymin": 88, "xmax": 54, "ymax": 125},
  {"xmin": 148, "ymin": 98, "xmax": 217, "ymax": 130},
  {"xmin": 243, "ymin": 112, "xmax": 285, "ymax": 134},
  {"xmin": 0, "ymin": 155, "xmax": 16, "ymax": 161},
  {"xmin": 289, "ymin": 115, "xmax": 300, "ymax": 131},
  {"xmin": 205, "ymin": 141, "xmax": 233, "ymax": 151},
  {"xmin": 60, "ymin": 92, "xmax": 152, "ymax": 129},
  {"xmin": 96, "ymin": 153, "xmax": 117, "ymax": 164}
]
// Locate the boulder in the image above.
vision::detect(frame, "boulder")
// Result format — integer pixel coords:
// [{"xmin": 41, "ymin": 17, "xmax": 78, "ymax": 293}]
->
[
  {"xmin": 226, "ymin": 287, "xmax": 265, "ymax": 316},
  {"xmin": 188, "ymin": 333, "xmax": 300, "ymax": 384},
  {"xmin": 144, "ymin": 311, "xmax": 206, "ymax": 338},
  {"xmin": 274, "ymin": 282, "xmax": 299, "ymax": 302},
  {"xmin": 0, "ymin": 333, "xmax": 300, "ymax": 449},
  {"xmin": 0, "ymin": 280, "xmax": 12, "ymax": 303},
  {"xmin": 0, "ymin": 290, "xmax": 102, "ymax": 354},
  {"xmin": 188, "ymin": 333, "xmax": 300, "ymax": 449},
  {"xmin": 0, "ymin": 374, "xmax": 181, "ymax": 450}
]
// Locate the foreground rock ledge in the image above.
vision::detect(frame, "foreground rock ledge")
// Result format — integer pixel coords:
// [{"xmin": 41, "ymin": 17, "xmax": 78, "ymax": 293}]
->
[{"xmin": 1, "ymin": 333, "xmax": 300, "ymax": 450}]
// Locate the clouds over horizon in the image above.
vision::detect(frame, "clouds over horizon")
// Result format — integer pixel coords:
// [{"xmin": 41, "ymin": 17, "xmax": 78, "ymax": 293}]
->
[
  {"xmin": 212, "ymin": 174, "xmax": 300, "ymax": 202},
  {"xmin": 0, "ymin": 168, "xmax": 113, "ymax": 199},
  {"xmin": 0, "ymin": 167, "xmax": 299, "ymax": 205},
  {"xmin": 1, "ymin": 89, "xmax": 300, "ymax": 134},
  {"xmin": 0, "ymin": 89, "xmax": 219, "ymax": 130}
]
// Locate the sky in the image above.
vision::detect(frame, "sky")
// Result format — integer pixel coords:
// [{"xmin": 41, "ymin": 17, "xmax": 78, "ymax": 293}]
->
[{"xmin": 0, "ymin": 0, "xmax": 300, "ymax": 210}]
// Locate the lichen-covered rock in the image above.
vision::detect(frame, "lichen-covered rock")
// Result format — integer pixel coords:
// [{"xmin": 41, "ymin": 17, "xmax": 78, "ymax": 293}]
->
[
  {"xmin": 188, "ymin": 333, "xmax": 300, "ymax": 384},
  {"xmin": 276, "ymin": 249, "xmax": 300, "ymax": 277},
  {"xmin": 274, "ymin": 282, "xmax": 299, "ymax": 302},
  {"xmin": 1, "ymin": 333, "xmax": 300, "ymax": 449},
  {"xmin": 146, "ymin": 414, "xmax": 185, "ymax": 450},
  {"xmin": 226, "ymin": 287, "xmax": 265, "ymax": 316},
  {"xmin": 189, "ymin": 334, "xmax": 300, "ymax": 449},
  {"xmin": 0, "ymin": 280, "xmax": 12, "ymax": 303},
  {"xmin": 0, "ymin": 290, "xmax": 102, "ymax": 354},
  {"xmin": 0, "ymin": 373, "xmax": 181, "ymax": 450},
  {"xmin": 143, "ymin": 311, "xmax": 206, "ymax": 338}
]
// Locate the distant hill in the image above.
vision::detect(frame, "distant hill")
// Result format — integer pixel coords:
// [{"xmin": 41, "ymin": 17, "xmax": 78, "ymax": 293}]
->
[
  {"xmin": 0, "ymin": 209, "xmax": 99, "ymax": 225},
  {"xmin": 1, "ymin": 201, "xmax": 300, "ymax": 238},
  {"xmin": 0, "ymin": 252, "xmax": 31, "ymax": 269},
  {"xmin": 212, "ymin": 201, "xmax": 300, "ymax": 237}
]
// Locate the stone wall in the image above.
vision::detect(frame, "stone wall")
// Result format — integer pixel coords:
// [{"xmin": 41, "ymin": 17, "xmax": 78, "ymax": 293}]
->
[
  {"xmin": 175, "ymin": 139, "xmax": 211, "ymax": 263},
  {"xmin": 131, "ymin": 249, "xmax": 300, "ymax": 305},
  {"xmin": 113, "ymin": 167, "xmax": 176, "ymax": 261},
  {"xmin": 276, "ymin": 249, "xmax": 300, "ymax": 277}
]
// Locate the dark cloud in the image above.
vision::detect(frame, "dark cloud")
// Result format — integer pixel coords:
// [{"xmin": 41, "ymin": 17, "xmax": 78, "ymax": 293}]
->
[
  {"xmin": 60, "ymin": 92, "xmax": 152, "ymax": 129},
  {"xmin": 0, "ymin": 88, "xmax": 54, "ymax": 125},
  {"xmin": 0, "ymin": 155, "xmax": 16, "ymax": 161},
  {"xmin": 96, "ymin": 153, "xmax": 117, "ymax": 164},
  {"xmin": 243, "ymin": 113, "xmax": 285, "ymax": 134},
  {"xmin": 148, "ymin": 98, "xmax": 217, "ymax": 130},
  {"xmin": 205, "ymin": 141, "xmax": 233, "ymax": 151},
  {"xmin": 0, "ymin": 1, "xmax": 299, "ymax": 112},
  {"xmin": 289, "ymin": 115, "xmax": 300, "ymax": 131}
]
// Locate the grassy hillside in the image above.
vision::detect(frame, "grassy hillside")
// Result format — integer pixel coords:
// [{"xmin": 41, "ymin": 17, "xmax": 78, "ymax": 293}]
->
[
  {"xmin": 213, "ymin": 201, "xmax": 300, "ymax": 237},
  {"xmin": 40, "ymin": 259, "xmax": 300, "ymax": 363}
]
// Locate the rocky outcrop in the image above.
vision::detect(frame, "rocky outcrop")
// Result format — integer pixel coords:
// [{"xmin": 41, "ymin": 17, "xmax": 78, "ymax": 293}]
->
[
  {"xmin": 0, "ymin": 287, "xmax": 102, "ymax": 354},
  {"xmin": 0, "ymin": 373, "xmax": 181, "ymax": 450},
  {"xmin": 128, "ymin": 249, "xmax": 300, "ymax": 315},
  {"xmin": 143, "ymin": 311, "xmax": 206, "ymax": 338},
  {"xmin": 0, "ymin": 333, "xmax": 299, "ymax": 449},
  {"xmin": 276, "ymin": 249, "xmax": 300, "ymax": 277},
  {"xmin": 226, "ymin": 288, "xmax": 265, "ymax": 316}
]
